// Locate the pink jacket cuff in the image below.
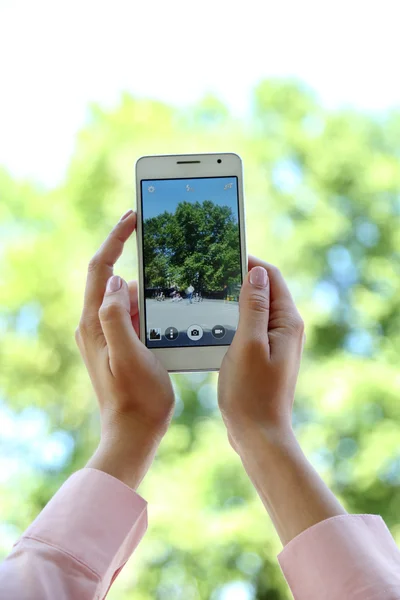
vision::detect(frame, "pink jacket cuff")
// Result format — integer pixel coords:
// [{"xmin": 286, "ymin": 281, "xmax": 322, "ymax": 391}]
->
[
  {"xmin": 278, "ymin": 514, "xmax": 400, "ymax": 600},
  {"xmin": 7, "ymin": 468, "xmax": 147, "ymax": 599}
]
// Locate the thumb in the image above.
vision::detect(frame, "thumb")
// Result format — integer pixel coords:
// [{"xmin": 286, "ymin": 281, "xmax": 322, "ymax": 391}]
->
[
  {"xmin": 236, "ymin": 266, "xmax": 270, "ymax": 342},
  {"xmin": 99, "ymin": 275, "xmax": 139, "ymax": 356}
]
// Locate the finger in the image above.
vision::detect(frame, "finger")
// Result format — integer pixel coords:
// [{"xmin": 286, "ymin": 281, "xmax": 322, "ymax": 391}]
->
[
  {"xmin": 128, "ymin": 280, "xmax": 140, "ymax": 337},
  {"xmin": 83, "ymin": 210, "xmax": 136, "ymax": 322},
  {"xmin": 247, "ymin": 256, "xmax": 304, "ymax": 356},
  {"xmin": 248, "ymin": 255, "xmax": 294, "ymax": 307},
  {"xmin": 236, "ymin": 265, "xmax": 270, "ymax": 346},
  {"xmin": 248, "ymin": 255, "xmax": 302, "ymax": 323},
  {"xmin": 98, "ymin": 275, "xmax": 140, "ymax": 363}
]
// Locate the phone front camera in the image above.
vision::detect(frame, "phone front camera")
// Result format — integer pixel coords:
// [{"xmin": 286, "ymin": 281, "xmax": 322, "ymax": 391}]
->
[{"xmin": 217, "ymin": 159, "xmax": 222, "ymax": 163}]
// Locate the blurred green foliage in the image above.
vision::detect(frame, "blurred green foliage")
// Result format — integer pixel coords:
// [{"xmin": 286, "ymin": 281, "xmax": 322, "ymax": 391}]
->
[{"xmin": 1, "ymin": 80, "xmax": 400, "ymax": 599}]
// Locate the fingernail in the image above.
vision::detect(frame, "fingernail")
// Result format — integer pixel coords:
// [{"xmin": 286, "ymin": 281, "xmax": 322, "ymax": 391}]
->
[
  {"xmin": 106, "ymin": 275, "xmax": 122, "ymax": 293},
  {"xmin": 249, "ymin": 266, "xmax": 268, "ymax": 288},
  {"xmin": 119, "ymin": 209, "xmax": 134, "ymax": 221}
]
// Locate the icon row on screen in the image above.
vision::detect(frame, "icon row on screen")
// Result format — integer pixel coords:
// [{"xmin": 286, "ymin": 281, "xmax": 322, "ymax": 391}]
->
[
  {"xmin": 147, "ymin": 182, "xmax": 234, "ymax": 194},
  {"xmin": 148, "ymin": 325, "xmax": 226, "ymax": 341}
]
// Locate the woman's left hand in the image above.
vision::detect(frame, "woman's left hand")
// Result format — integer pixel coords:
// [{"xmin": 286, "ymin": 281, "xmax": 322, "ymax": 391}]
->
[{"xmin": 75, "ymin": 209, "xmax": 175, "ymax": 489}]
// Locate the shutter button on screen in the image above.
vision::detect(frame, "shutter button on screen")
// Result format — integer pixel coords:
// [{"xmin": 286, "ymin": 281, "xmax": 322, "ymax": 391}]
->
[
  {"xmin": 165, "ymin": 327, "xmax": 178, "ymax": 341},
  {"xmin": 187, "ymin": 325, "xmax": 203, "ymax": 341}
]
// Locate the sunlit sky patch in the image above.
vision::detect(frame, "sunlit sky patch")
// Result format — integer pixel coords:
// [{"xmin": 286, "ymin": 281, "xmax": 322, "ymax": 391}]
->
[{"xmin": 1, "ymin": 0, "xmax": 400, "ymax": 185}]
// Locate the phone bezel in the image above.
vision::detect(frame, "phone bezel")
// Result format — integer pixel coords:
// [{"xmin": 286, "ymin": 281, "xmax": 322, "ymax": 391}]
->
[{"xmin": 135, "ymin": 153, "xmax": 247, "ymax": 372}]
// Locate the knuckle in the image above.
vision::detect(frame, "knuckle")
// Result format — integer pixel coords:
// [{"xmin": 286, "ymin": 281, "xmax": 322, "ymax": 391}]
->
[
  {"xmin": 99, "ymin": 302, "xmax": 124, "ymax": 323},
  {"xmin": 74, "ymin": 326, "xmax": 81, "ymax": 346},
  {"xmin": 76, "ymin": 315, "xmax": 104, "ymax": 348},
  {"xmin": 75, "ymin": 319, "xmax": 91, "ymax": 350},
  {"xmin": 77, "ymin": 315, "xmax": 96, "ymax": 337},
  {"xmin": 241, "ymin": 337, "xmax": 268, "ymax": 363},
  {"xmin": 288, "ymin": 314, "xmax": 305, "ymax": 336},
  {"xmin": 268, "ymin": 264, "xmax": 280, "ymax": 278},
  {"xmin": 77, "ymin": 318, "xmax": 90, "ymax": 337},
  {"xmin": 110, "ymin": 226, "xmax": 125, "ymax": 244},
  {"xmin": 88, "ymin": 253, "xmax": 101, "ymax": 273},
  {"xmin": 248, "ymin": 292, "xmax": 269, "ymax": 314}
]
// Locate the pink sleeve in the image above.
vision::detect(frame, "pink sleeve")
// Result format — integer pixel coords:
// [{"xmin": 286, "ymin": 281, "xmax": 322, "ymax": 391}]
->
[
  {"xmin": 0, "ymin": 468, "xmax": 148, "ymax": 600},
  {"xmin": 278, "ymin": 514, "xmax": 400, "ymax": 600}
]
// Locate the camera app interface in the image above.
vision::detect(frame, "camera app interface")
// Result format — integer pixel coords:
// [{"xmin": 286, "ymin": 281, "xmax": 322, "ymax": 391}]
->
[{"xmin": 141, "ymin": 176, "xmax": 242, "ymax": 348}]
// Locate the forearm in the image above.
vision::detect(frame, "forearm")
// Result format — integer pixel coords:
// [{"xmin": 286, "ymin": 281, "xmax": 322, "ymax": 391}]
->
[{"xmin": 237, "ymin": 427, "xmax": 347, "ymax": 546}]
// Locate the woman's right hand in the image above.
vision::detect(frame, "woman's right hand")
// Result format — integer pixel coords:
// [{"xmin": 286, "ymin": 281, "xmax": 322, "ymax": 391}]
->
[{"xmin": 218, "ymin": 256, "xmax": 305, "ymax": 449}]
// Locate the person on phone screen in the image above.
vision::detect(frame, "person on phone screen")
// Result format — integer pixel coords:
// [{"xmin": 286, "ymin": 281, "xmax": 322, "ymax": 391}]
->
[
  {"xmin": 223, "ymin": 283, "xmax": 228, "ymax": 303},
  {"xmin": 186, "ymin": 283, "xmax": 194, "ymax": 304},
  {"xmin": 1, "ymin": 209, "xmax": 400, "ymax": 600}
]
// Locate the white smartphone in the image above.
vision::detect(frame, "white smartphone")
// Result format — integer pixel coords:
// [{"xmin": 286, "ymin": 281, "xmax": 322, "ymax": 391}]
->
[{"xmin": 135, "ymin": 153, "xmax": 247, "ymax": 372}]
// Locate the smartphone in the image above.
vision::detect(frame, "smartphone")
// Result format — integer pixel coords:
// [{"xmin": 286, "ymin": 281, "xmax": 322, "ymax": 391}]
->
[{"xmin": 135, "ymin": 153, "xmax": 247, "ymax": 372}]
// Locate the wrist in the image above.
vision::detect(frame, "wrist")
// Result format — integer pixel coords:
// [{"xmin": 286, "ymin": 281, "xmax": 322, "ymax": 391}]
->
[
  {"xmin": 236, "ymin": 425, "xmax": 301, "ymax": 478},
  {"xmin": 228, "ymin": 420, "xmax": 296, "ymax": 458},
  {"xmin": 87, "ymin": 426, "xmax": 161, "ymax": 490}
]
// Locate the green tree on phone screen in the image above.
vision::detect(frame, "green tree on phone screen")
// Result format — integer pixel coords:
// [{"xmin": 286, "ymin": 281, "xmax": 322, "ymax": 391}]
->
[{"xmin": 144, "ymin": 200, "xmax": 241, "ymax": 294}]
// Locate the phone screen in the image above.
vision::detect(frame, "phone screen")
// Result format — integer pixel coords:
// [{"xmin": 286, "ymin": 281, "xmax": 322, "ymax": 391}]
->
[{"xmin": 141, "ymin": 176, "xmax": 243, "ymax": 348}]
